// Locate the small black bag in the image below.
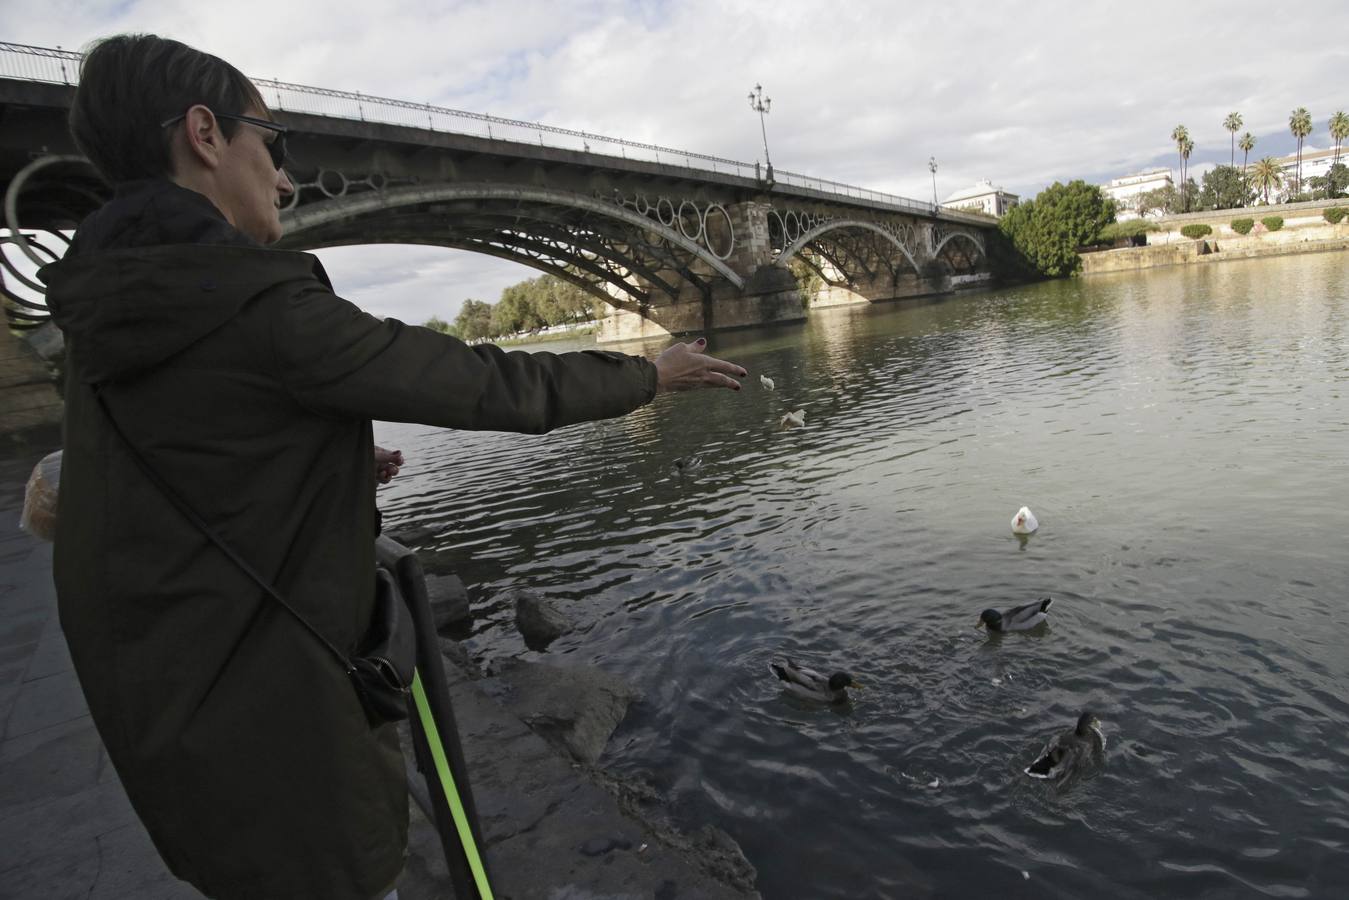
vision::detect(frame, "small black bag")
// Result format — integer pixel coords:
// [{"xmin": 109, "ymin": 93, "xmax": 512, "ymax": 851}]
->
[
  {"xmin": 96, "ymin": 390, "xmax": 416, "ymax": 726},
  {"xmin": 349, "ymin": 568, "xmax": 417, "ymax": 725}
]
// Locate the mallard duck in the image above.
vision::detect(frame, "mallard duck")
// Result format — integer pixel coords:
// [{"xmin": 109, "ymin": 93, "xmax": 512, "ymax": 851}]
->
[
  {"xmin": 760, "ymin": 374, "xmax": 776, "ymax": 391},
  {"xmin": 768, "ymin": 658, "xmax": 860, "ymax": 704},
  {"xmin": 978, "ymin": 598, "xmax": 1053, "ymax": 633},
  {"xmin": 1011, "ymin": 506, "xmax": 1039, "ymax": 534},
  {"xmin": 778, "ymin": 409, "xmax": 806, "ymax": 430},
  {"xmin": 1024, "ymin": 711, "xmax": 1106, "ymax": 780}
]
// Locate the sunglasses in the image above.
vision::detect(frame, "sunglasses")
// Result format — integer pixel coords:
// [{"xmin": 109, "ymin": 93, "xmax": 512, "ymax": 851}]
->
[{"xmin": 160, "ymin": 110, "xmax": 289, "ymax": 170}]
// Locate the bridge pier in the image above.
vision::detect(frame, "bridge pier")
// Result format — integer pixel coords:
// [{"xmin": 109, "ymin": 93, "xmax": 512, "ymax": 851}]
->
[
  {"xmin": 594, "ymin": 198, "xmax": 807, "ymax": 342},
  {"xmin": 594, "ymin": 268, "xmax": 804, "ymax": 342}
]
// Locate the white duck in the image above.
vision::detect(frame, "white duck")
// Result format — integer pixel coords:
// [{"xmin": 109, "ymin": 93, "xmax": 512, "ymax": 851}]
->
[
  {"xmin": 760, "ymin": 374, "xmax": 775, "ymax": 391},
  {"xmin": 1011, "ymin": 506, "xmax": 1039, "ymax": 534},
  {"xmin": 778, "ymin": 409, "xmax": 806, "ymax": 430}
]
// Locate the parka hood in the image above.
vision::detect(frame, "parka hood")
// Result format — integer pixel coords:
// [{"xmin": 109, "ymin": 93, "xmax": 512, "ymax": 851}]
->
[{"xmin": 39, "ymin": 179, "xmax": 326, "ymax": 384}]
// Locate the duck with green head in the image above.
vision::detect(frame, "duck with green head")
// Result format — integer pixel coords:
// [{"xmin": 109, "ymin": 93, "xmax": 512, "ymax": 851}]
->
[
  {"xmin": 978, "ymin": 597, "xmax": 1053, "ymax": 633},
  {"xmin": 769, "ymin": 658, "xmax": 861, "ymax": 704}
]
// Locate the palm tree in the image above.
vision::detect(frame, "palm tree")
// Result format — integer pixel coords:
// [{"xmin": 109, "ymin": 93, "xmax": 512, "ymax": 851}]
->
[
  {"xmin": 1239, "ymin": 132, "xmax": 1256, "ymax": 206},
  {"xmin": 1171, "ymin": 124, "xmax": 1189, "ymax": 202},
  {"xmin": 1224, "ymin": 112, "xmax": 1242, "ymax": 168},
  {"xmin": 1181, "ymin": 136, "xmax": 1194, "ymax": 211},
  {"xmin": 1250, "ymin": 157, "xmax": 1283, "ymax": 205},
  {"xmin": 1289, "ymin": 107, "xmax": 1313, "ymax": 196},
  {"xmin": 1330, "ymin": 111, "xmax": 1349, "ymax": 168}
]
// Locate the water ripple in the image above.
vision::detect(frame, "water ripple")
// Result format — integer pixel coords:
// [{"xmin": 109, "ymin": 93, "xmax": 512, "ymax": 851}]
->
[{"xmin": 377, "ymin": 254, "xmax": 1349, "ymax": 898}]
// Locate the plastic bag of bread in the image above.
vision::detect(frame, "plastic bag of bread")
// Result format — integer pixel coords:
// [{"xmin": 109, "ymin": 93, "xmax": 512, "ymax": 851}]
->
[{"xmin": 20, "ymin": 450, "xmax": 61, "ymax": 542}]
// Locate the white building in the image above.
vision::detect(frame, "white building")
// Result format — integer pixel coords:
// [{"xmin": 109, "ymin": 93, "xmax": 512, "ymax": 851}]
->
[
  {"xmin": 1271, "ymin": 146, "xmax": 1345, "ymax": 197},
  {"xmin": 940, "ymin": 180, "xmax": 1019, "ymax": 217},
  {"xmin": 1101, "ymin": 167, "xmax": 1174, "ymax": 220}
]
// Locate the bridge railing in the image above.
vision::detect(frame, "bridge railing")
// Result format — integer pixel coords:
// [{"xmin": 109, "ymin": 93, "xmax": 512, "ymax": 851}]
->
[{"xmin": 1, "ymin": 41, "xmax": 944, "ymax": 218}]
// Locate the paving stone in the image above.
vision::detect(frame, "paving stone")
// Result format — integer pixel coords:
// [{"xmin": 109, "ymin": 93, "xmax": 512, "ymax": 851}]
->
[
  {"xmin": 0, "ymin": 606, "xmax": 46, "ymax": 653},
  {"xmin": 0, "ymin": 715, "xmax": 101, "ymax": 812},
  {"xmin": 86, "ymin": 822, "xmax": 200, "ymax": 900},
  {"xmin": 4, "ymin": 668, "xmax": 88, "ymax": 739},
  {"xmin": 0, "ymin": 834, "xmax": 101, "ymax": 899},
  {"xmin": 0, "ymin": 779, "xmax": 139, "ymax": 875},
  {"xmin": 23, "ymin": 632, "xmax": 73, "ymax": 681}
]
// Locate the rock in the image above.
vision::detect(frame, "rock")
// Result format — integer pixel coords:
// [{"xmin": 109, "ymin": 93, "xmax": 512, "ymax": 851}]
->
[
  {"xmin": 426, "ymin": 573, "xmax": 470, "ymax": 628},
  {"xmin": 22, "ymin": 321, "xmax": 64, "ymax": 362},
  {"xmin": 512, "ymin": 592, "xmax": 574, "ymax": 649},
  {"xmin": 437, "ymin": 637, "xmax": 482, "ymax": 682},
  {"xmin": 385, "ymin": 523, "xmax": 438, "ymax": 546},
  {"xmin": 689, "ymin": 825, "xmax": 759, "ymax": 895},
  {"xmin": 578, "ymin": 835, "xmax": 633, "ymax": 857},
  {"xmin": 488, "ymin": 660, "xmax": 640, "ymax": 764}
]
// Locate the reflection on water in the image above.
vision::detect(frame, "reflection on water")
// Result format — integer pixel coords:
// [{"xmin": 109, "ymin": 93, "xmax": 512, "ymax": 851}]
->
[{"xmin": 377, "ymin": 253, "xmax": 1349, "ymax": 899}]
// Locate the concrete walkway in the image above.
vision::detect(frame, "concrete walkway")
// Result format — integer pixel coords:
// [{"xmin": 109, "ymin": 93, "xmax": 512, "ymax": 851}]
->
[{"xmin": 0, "ymin": 437, "xmax": 757, "ymax": 900}]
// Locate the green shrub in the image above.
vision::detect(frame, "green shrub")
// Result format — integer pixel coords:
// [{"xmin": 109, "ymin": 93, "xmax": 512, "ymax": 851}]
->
[
  {"xmin": 1324, "ymin": 207, "xmax": 1347, "ymax": 224},
  {"xmin": 1262, "ymin": 216, "xmax": 1284, "ymax": 232},
  {"xmin": 1097, "ymin": 220, "xmax": 1158, "ymax": 241},
  {"xmin": 1230, "ymin": 218, "xmax": 1255, "ymax": 235},
  {"xmin": 1180, "ymin": 223, "xmax": 1213, "ymax": 239}
]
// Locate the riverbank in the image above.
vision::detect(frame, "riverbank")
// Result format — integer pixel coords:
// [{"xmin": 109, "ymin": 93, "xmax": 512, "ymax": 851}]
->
[
  {"xmin": 1080, "ymin": 230, "xmax": 1349, "ymax": 275},
  {"xmin": 0, "ymin": 442, "xmax": 759, "ymax": 899}
]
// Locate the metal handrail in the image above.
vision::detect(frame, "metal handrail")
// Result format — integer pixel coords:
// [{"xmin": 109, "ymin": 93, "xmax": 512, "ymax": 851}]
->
[{"xmin": 0, "ymin": 40, "xmax": 946, "ymax": 218}]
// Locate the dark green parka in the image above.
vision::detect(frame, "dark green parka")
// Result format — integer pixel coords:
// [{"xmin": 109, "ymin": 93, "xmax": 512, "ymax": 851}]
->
[{"xmin": 42, "ymin": 180, "xmax": 656, "ymax": 900}]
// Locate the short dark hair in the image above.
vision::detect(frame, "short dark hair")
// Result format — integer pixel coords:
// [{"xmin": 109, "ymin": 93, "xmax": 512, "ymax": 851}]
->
[{"xmin": 69, "ymin": 34, "xmax": 269, "ymax": 184}]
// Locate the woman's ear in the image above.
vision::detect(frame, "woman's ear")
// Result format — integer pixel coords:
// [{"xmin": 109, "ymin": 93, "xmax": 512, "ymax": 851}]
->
[{"xmin": 177, "ymin": 104, "xmax": 225, "ymax": 172}]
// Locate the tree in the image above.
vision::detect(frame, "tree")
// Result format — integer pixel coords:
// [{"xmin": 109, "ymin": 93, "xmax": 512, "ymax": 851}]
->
[
  {"xmin": 1238, "ymin": 132, "xmax": 1256, "ymax": 204},
  {"xmin": 453, "ymin": 298, "xmax": 494, "ymax": 341},
  {"xmin": 1330, "ymin": 111, "xmax": 1349, "ymax": 169},
  {"xmin": 422, "ymin": 315, "xmax": 459, "ymax": 337},
  {"xmin": 1197, "ymin": 166, "xmax": 1251, "ymax": 210},
  {"xmin": 1307, "ymin": 163, "xmax": 1348, "ymax": 200},
  {"xmin": 1250, "ymin": 157, "xmax": 1283, "ymax": 205},
  {"xmin": 998, "ymin": 180, "xmax": 1114, "ymax": 277},
  {"xmin": 1171, "ymin": 124, "xmax": 1190, "ymax": 207},
  {"xmin": 1133, "ymin": 186, "xmax": 1172, "ymax": 218},
  {"xmin": 1289, "ymin": 107, "xmax": 1313, "ymax": 195},
  {"xmin": 1180, "ymin": 137, "xmax": 1195, "ymax": 211},
  {"xmin": 1223, "ymin": 112, "xmax": 1243, "ymax": 168}
]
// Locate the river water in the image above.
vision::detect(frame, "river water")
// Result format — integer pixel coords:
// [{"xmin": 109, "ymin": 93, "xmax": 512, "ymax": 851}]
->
[{"xmin": 375, "ymin": 252, "xmax": 1349, "ymax": 899}]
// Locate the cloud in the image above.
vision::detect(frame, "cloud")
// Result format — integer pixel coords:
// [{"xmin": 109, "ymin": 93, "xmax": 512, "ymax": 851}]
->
[{"xmin": 7, "ymin": 0, "xmax": 1348, "ymax": 321}]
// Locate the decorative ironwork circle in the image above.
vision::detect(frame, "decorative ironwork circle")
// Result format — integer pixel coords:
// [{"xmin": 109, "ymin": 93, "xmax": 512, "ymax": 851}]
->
[
  {"xmin": 317, "ymin": 169, "xmax": 348, "ymax": 198},
  {"xmin": 702, "ymin": 204, "xmax": 734, "ymax": 260},
  {"xmin": 677, "ymin": 200, "xmax": 702, "ymax": 242},
  {"xmin": 656, "ymin": 197, "xmax": 676, "ymax": 227}
]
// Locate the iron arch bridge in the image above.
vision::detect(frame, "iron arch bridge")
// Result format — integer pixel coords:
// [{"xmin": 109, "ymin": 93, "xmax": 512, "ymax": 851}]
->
[{"xmin": 1, "ymin": 41, "xmax": 998, "ymax": 342}]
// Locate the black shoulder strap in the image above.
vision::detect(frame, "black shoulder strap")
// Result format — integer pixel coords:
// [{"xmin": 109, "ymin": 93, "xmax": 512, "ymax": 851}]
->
[{"xmin": 94, "ymin": 388, "xmax": 354, "ymax": 675}]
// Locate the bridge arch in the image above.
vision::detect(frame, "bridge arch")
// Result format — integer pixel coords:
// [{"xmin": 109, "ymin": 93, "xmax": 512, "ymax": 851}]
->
[
  {"xmin": 932, "ymin": 230, "xmax": 985, "ymax": 258},
  {"xmin": 931, "ymin": 231, "xmax": 986, "ymax": 276},
  {"xmin": 775, "ymin": 219, "xmax": 921, "ymax": 274},
  {"xmin": 281, "ymin": 183, "xmax": 746, "ymax": 313}
]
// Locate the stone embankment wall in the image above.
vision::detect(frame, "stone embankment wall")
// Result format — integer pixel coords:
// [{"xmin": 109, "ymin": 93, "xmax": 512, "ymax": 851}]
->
[
  {"xmin": 1082, "ymin": 208, "xmax": 1349, "ymax": 275},
  {"xmin": 0, "ymin": 329, "xmax": 62, "ymax": 436}
]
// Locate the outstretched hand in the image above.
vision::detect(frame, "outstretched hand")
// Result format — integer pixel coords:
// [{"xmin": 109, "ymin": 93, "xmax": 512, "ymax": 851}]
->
[
  {"xmin": 375, "ymin": 446, "xmax": 404, "ymax": 484},
  {"xmin": 654, "ymin": 338, "xmax": 748, "ymax": 393}
]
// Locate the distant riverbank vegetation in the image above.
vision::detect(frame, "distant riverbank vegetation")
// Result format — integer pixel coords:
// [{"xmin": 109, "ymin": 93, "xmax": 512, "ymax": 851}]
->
[
  {"xmin": 423, "ymin": 273, "xmax": 601, "ymax": 341},
  {"xmin": 1147, "ymin": 108, "xmax": 1349, "ymax": 216}
]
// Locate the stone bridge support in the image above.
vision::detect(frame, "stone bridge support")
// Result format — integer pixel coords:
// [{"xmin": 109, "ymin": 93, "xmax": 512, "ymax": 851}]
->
[{"xmin": 595, "ymin": 199, "xmax": 805, "ymax": 343}]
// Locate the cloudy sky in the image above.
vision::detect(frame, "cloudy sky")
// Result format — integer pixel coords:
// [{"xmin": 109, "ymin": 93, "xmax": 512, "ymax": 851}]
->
[{"xmin": 6, "ymin": 0, "xmax": 1348, "ymax": 322}]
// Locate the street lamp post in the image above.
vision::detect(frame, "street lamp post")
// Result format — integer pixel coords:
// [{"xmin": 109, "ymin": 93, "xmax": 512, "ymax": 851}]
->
[
  {"xmin": 928, "ymin": 156, "xmax": 939, "ymax": 208},
  {"xmin": 748, "ymin": 83, "xmax": 774, "ymax": 185}
]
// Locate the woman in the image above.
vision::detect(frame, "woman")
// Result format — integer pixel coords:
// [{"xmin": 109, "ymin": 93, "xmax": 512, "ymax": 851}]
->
[{"xmin": 43, "ymin": 33, "xmax": 746, "ymax": 900}]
